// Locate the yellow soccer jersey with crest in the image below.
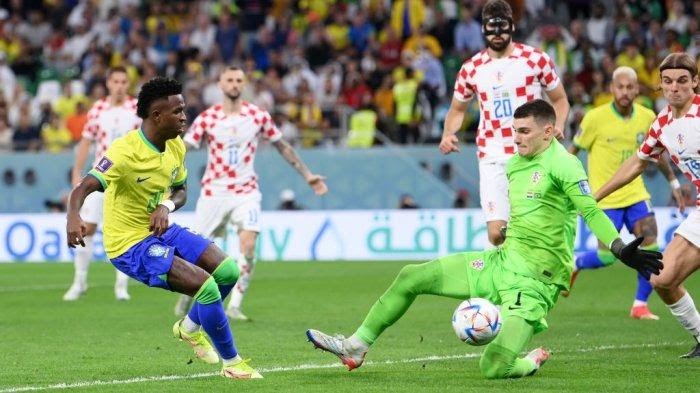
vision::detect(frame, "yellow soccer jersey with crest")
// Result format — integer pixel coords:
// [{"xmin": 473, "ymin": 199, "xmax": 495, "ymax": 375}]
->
[
  {"xmin": 573, "ymin": 102, "xmax": 655, "ymax": 209},
  {"xmin": 88, "ymin": 129, "xmax": 188, "ymax": 259}
]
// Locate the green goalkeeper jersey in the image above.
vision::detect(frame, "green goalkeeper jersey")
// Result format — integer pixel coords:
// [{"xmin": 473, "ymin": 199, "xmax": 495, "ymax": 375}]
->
[{"xmin": 502, "ymin": 140, "xmax": 619, "ymax": 289}]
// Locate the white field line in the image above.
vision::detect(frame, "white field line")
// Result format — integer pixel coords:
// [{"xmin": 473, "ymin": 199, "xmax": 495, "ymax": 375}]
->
[
  {"xmin": 0, "ymin": 341, "xmax": 688, "ymax": 392},
  {"xmin": 0, "ymin": 284, "xmax": 112, "ymax": 293}
]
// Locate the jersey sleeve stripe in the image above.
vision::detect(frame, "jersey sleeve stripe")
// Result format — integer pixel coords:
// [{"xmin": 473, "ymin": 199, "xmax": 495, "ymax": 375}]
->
[{"xmin": 87, "ymin": 170, "xmax": 107, "ymax": 191}]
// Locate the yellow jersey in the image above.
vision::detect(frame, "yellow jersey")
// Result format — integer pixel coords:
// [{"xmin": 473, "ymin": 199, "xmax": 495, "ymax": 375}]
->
[
  {"xmin": 573, "ymin": 102, "xmax": 655, "ymax": 209},
  {"xmin": 88, "ymin": 129, "xmax": 188, "ymax": 258}
]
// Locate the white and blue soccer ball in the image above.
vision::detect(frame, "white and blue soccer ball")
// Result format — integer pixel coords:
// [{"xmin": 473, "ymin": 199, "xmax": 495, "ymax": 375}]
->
[{"xmin": 451, "ymin": 298, "xmax": 502, "ymax": 346}]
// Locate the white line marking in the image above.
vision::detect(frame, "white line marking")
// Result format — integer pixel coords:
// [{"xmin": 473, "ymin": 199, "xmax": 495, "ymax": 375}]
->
[{"xmin": 0, "ymin": 341, "xmax": 687, "ymax": 392}]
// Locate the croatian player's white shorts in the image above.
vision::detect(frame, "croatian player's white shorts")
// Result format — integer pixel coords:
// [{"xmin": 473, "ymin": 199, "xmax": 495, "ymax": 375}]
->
[
  {"xmin": 675, "ymin": 209, "xmax": 700, "ymax": 248},
  {"xmin": 80, "ymin": 192, "xmax": 104, "ymax": 225},
  {"xmin": 478, "ymin": 160, "xmax": 510, "ymax": 222},
  {"xmin": 194, "ymin": 192, "xmax": 262, "ymax": 238}
]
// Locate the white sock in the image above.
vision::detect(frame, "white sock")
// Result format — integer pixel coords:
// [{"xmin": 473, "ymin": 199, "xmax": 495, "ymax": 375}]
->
[
  {"xmin": 181, "ymin": 315, "xmax": 200, "ymax": 333},
  {"xmin": 668, "ymin": 292, "xmax": 700, "ymax": 343},
  {"xmin": 73, "ymin": 236, "xmax": 93, "ymax": 286},
  {"xmin": 114, "ymin": 270, "xmax": 129, "ymax": 293},
  {"xmin": 347, "ymin": 334, "xmax": 370, "ymax": 351},
  {"xmin": 222, "ymin": 354, "xmax": 242, "ymax": 365},
  {"xmin": 228, "ymin": 255, "xmax": 255, "ymax": 310},
  {"xmin": 632, "ymin": 300, "xmax": 647, "ymax": 308}
]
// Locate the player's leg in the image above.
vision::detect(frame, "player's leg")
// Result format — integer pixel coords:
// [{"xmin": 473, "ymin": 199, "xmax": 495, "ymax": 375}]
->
[
  {"xmin": 629, "ymin": 204, "xmax": 659, "ymax": 319},
  {"xmin": 162, "ymin": 224, "xmax": 262, "ymax": 377},
  {"xmin": 480, "ymin": 272, "xmax": 557, "ymax": 379},
  {"xmin": 650, "ymin": 214, "xmax": 700, "ymax": 357},
  {"xmin": 64, "ymin": 192, "xmax": 102, "ymax": 301},
  {"xmin": 226, "ymin": 198, "xmax": 261, "ymax": 321},
  {"xmin": 479, "ymin": 160, "xmax": 510, "ymax": 246},
  {"xmin": 307, "ymin": 251, "xmax": 486, "ymax": 370},
  {"xmin": 564, "ymin": 208, "xmax": 623, "ymax": 297},
  {"xmin": 174, "ymin": 195, "xmax": 229, "ymax": 316}
]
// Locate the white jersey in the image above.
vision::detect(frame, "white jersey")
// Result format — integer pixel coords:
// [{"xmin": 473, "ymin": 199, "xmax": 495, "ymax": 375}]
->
[
  {"xmin": 184, "ymin": 101, "xmax": 283, "ymax": 197},
  {"xmin": 453, "ymin": 43, "xmax": 561, "ymax": 162},
  {"xmin": 82, "ymin": 97, "xmax": 141, "ymax": 166},
  {"xmin": 638, "ymin": 94, "xmax": 700, "ymax": 209}
]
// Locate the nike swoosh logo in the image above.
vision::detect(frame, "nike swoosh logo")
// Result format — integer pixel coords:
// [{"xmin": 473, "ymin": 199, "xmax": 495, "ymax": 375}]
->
[{"xmin": 136, "ymin": 177, "xmax": 150, "ymax": 183}]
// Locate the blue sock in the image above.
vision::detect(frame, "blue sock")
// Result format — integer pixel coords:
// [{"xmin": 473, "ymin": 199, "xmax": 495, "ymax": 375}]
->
[
  {"xmin": 575, "ymin": 251, "xmax": 605, "ymax": 270},
  {"xmin": 187, "ymin": 284, "xmax": 235, "ymax": 325},
  {"xmin": 196, "ymin": 299, "xmax": 238, "ymax": 360},
  {"xmin": 635, "ymin": 272, "xmax": 653, "ymax": 302}
]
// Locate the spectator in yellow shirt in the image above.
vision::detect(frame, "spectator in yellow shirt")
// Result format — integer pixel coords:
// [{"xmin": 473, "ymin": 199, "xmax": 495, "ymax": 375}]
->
[{"xmin": 41, "ymin": 113, "xmax": 72, "ymax": 153}]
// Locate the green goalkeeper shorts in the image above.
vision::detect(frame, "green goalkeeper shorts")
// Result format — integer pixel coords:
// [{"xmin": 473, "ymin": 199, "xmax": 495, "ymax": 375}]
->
[{"xmin": 437, "ymin": 248, "xmax": 560, "ymax": 334}]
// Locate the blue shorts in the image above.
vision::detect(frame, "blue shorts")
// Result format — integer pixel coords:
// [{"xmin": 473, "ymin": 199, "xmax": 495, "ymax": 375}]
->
[
  {"xmin": 110, "ymin": 224, "xmax": 212, "ymax": 290},
  {"xmin": 603, "ymin": 200, "xmax": 654, "ymax": 233}
]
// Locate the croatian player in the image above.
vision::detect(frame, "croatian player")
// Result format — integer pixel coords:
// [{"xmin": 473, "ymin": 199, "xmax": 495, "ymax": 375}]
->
[
  {"xmin": 174, "ymin": 66, "xmax": 328, "ymax": 320},
  {"xmin": 64, "ymin": 66, "xmax": 141, "ymax": 301},
  {"xmin": 67, "ymin": 77, "xmax": 262, "ymax": 378},
  {"xmin": 306, "ymin": 100, "xmax": 662, "ymax": 378},
  {"xmin": 439, "ymin": 0, "xmax": 569, "ymax": 246},
  {"xmin": 596, "ymin": 53, "xmax": 700, "ymax": 358},
  {"xmin": 567, "ymin": 66, "xmax": 683, "ymax": 320}
]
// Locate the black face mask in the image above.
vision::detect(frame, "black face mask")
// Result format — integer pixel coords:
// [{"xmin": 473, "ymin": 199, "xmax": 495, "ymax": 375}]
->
[{"xmin": 482, "ymin": 17, "xmax": 513, "ymax": 51}]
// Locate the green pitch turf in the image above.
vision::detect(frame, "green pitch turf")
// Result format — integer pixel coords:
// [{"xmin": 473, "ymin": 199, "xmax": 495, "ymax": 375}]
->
[{"xmin": 1, "ymin": 261, "xmax": 698, "ymax": 392}]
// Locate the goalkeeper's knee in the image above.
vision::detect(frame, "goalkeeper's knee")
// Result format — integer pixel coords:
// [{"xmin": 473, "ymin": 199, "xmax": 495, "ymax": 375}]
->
[
  {"xmin": 393, "ymin": 262, "xmax": 437, "ymax": 294},
  {"xmin": 211, "ymin": 256, "xmax": 240, "ymax": 286}
]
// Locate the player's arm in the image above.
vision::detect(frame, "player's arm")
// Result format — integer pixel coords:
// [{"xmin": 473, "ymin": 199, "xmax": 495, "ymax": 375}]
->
[
  {"xmin": 272, "ymin": 139, "xmax": 328, "ymax": 195},
  {"xmin": 594, "ymin": 154, "xmax": 648, "ymax": 202},
  {"xmin": 559, "ymin": 161, "xmax": 662, "ymax": 279},
  {"xmin": 545, "ymin": 83, "xmax": 569, "ymax": 141},
  {"xmin": 656, "ymin": 153, "xmax": 685, "ymax": 212},
  {"xmin": 66, "ymin": 174, "xmax": 102, "ymax": 248},
  {"xmin": 567, "ymin": 144, "xmax": 580, "ymax": 155},
  {"xmin": 149, "ymin": 183, "xmax": 187, "ymax": 237},
  {"xmin": 439, "ymin": 97, "xmax": 469, "ymax": 154}
]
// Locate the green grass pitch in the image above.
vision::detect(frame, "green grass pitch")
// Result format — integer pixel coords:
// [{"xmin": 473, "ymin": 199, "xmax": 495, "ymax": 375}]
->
[{"xmin": 1, "ymin": 261, "xmax": 698, "ymax": 392}]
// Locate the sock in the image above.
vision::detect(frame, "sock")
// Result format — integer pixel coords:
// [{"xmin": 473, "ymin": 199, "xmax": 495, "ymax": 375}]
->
[
  {"xmin": 222, "ymin": 355, "xmax": 243, "ymax": 365},
  {"xmin": 668, "ymin": 292, "xmax": 700, "ymax": 343},
  {"xmin": 72, "ymin": 236, "xmax": 93, "ymax": 286},
  {"xmin": 115, "ymin": 270, "xmax": 129, "ymax": 292},
  {"xmin": 181, "ymin": 315, "xmax": 199, "ymax": 334},
  {"xmin": 575, "ymin": 250, "xmax": 606, "ymax": 270},
  {"xmin": 188, "ymin": 257, "xmax": 239, "ymax": 326},
  {"xmin": 634, "ymin": 244, "xmax": 658, "ymax": 303},
  {"xmin": 197, "ymin": 300, "xmax": 238, "ymax": 360},
  {"xmin": 228, "ymin": 255, "xmax": 255, "ymax": 310},
  {"xmin": 479, "ymin": 316, "xmax": 536, "ymax": 379},
  {"xmin": 633, "ymin": 299, "xmax": 647, "ymax": 308}
]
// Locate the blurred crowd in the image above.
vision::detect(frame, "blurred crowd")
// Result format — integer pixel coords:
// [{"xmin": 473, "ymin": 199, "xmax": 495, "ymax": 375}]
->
[{"xmin": 0, "ymin": 0, "xmax": 698, "ymax": 153}]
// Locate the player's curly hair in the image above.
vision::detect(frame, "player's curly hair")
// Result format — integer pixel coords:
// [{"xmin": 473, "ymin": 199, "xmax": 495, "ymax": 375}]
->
[
  {"xmin": 136, "ymin": 76, "xmax": 182, "ymax": 119},
  {"xmin": 482, "ymin": 0, "xmax": 513, "ymax": 21},
  {"xmin": 513, "ymin": 99, "xmax": 556, "ymax": 126}
]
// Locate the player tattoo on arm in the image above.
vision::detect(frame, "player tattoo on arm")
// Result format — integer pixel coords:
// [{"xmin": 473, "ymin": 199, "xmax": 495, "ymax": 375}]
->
[{"xmin": 273, "ymin": 139, "xmax": 312, "ymax": 178}]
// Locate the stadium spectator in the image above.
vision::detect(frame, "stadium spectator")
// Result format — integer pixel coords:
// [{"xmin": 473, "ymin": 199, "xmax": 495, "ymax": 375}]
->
[
  {"xmin": 0, "ymin": 116, "xmax": 12, "ymax": 152},
  {"xmin": 398, "ymin": 193, "xmax": 419, "ymax": 209},
  {"xmin": 65, "ymin": 101, "xmax": 89, "ymax": 142},
  {"xmin": 12, "ymin": 112, "xmax": 41, "ymax": 151},
  {"xmin": 454, "ymin": 5, "xmax": 485, "ymax": 57},
  {"xmin": 278, "ymin": 189, "xmax": 303, "ymax": 210},
  {"xmin": 41, "ymin": 112, "xmax": 72, "ymax": 153}
]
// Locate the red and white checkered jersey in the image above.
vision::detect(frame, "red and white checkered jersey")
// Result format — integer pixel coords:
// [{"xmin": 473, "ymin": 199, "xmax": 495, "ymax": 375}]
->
[
  {"xmin": 82, "ymin": 97, "xmax": 141, "ymax": 166},
  {"xmin": 453, "ymin": 43, "xmax": 561, "ymax": 162},
  {"xmin": 638, "ymin": 94, "xmax": 700, "ymax": 208},
  {"xmin": 184, "ymin": 101, "xmax": 282, "ymax": 197}
]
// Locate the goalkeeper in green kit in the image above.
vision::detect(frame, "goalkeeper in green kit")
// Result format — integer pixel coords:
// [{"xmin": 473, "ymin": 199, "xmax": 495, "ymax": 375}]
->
[{"xmin": 305, "ymin": 99, "xmax": 663, "ymax": 379}]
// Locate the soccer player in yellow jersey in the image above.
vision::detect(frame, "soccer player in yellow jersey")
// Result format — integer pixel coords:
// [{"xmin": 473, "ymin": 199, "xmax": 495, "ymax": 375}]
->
[
  {"xmin": 66, "ymin": 77, "xmax": 262, "ymax": 379},
  {"xmin": 568, "ymin": 66, "xmax": 683, "ymax": 320}
]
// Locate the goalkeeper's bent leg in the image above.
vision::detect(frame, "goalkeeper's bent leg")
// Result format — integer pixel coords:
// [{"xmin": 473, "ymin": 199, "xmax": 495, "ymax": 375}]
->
[
  {"xmin": 353, "ymin": 254, "xmax": 471, "ymax": 346},
  {"xmin": 479, "ymin": 316, "xmax": 536, "ymax": 379}
]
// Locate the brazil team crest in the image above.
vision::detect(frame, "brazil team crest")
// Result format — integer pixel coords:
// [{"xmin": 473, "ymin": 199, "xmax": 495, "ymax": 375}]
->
[{"xmin": 147, "ymin": 244, "xmax": 170, "ymax": 258}]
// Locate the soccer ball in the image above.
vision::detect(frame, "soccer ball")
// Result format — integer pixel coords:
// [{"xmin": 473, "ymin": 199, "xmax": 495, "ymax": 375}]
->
[{"xmin": 451, "ymin": 298, "xmax": 501, "ymax": 346}]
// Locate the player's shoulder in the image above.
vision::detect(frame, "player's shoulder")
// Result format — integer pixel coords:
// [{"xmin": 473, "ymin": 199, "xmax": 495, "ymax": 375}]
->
[
  {"xmin": 512, "ymin": 42, "xmax": 548, "ymax": 59},
  {"xmin": 166, "ymin": 135, "xmax": 187, "ymax": 154},
  {"xmin": 107, "ymin": 129, "xmax": 139, "ymax": 157},
  {"xmin": 196, "ymin": 104, "xmax": 224, "ymax": 120},
  {"xmin": 125, "ymin": 96, "xmax": 138, "ymax": 110},
  {"xmin": 633, "ymin": 103, "xmax": 656, "ymax": 118},
  {"xmin": 461, "ymin": 49, "xmax": 490, "ymax": 70},
  {"xmin": 88, "ymin": 97, "xmax": 109, "ymax": 113},
  {"xmin": 241, "ymin": 101, "xmax": 270, "ymax": 117},
  {"xmin": 583, "ymin": 103, "xmax": 611, "ymax": 119}
]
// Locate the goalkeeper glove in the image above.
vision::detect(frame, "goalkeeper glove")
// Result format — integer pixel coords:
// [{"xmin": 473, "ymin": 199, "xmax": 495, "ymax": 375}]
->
[{"xmin": 610, "ymin": 237, "xmax": 663, "ymax": 280}]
